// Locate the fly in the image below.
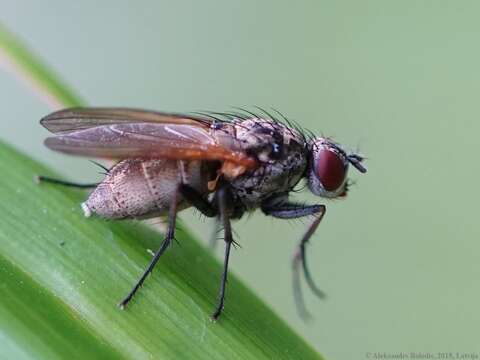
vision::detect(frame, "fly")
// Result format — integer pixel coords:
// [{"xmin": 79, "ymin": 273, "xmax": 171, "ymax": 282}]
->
[{"xmin": 37, "ymin": 107, "xmax": 367, "ymax": 320}]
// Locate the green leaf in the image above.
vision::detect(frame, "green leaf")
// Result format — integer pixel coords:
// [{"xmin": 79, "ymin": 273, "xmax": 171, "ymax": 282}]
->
[{"xmin": 0, "ymin": 24, "xmax": 323, "ymax": 359}]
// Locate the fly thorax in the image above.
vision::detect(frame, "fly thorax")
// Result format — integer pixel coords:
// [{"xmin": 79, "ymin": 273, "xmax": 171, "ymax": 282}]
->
[{"xmin": 229, "ymin": 118, "xmax": 308, "ymax": 208}]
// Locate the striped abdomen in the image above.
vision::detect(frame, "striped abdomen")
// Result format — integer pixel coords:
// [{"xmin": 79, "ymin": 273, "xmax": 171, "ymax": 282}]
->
[{"xmin": 82, "ymin": 159, "xmax": 209, "ymax": 219}]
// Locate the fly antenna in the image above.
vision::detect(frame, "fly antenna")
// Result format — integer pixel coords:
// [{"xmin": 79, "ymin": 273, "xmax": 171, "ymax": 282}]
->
[{"xmin": 347, "ymin": 154, "xmax": 367, "ymax": 173}]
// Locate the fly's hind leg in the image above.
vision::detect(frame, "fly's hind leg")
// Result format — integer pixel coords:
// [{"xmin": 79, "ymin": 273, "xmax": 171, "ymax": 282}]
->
[
  {"xmin": 119, "ymin": 187, "xmax": 180, "ymax": 309},
  {"xmin": 35, "ymin": 175, "xmax": 98, "ymax": 189},
  {"xmin": 119, "ymin": 184, "xmax": 223, "ymax": 310},
  {"xmin": 262, "ymin": 200, "xmax": 326, "ymax": 319},
  {"xmin": 35, "ymin": 161, "xmax": 109, "ymax": 189}
]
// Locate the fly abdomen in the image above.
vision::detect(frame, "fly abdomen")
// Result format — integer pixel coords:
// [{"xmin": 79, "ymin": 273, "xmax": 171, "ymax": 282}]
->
[{"xmin": 82, "ymin": 159, "xmax": 207, "ymax": 219}]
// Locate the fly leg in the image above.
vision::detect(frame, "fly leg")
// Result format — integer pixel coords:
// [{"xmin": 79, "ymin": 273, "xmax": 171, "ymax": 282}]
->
[
  {"xmin": 211, "ymin": 187, "xmax": 234, "ymax": 320},
  {"xmin": 35, "ymin": 175, "xmax": 98, "ymax": 189},
  {"xmin": 262, "ymin": 201, "xmax": 326, "ymax": 318},
  {"xmin": 119, "ymin": 187, "xmax": 179, "ymax": 309},
  {"xmin": 35, "ymin": 161, "xmax": 108, "ymax": 188},
  {"xmin": 179, "ymin": 184, "xmax": 220, "ymax": 249},
  {"xmin": 208, "ymin": 219, "xmax": 221, "ymax": 249},
  {"xmin": 179, "ymin": 184, "xmax": 233, "ymax": 318},
  {"xmin": 179, "ymin": 184, "xmax": 217, "ymax": 218}
]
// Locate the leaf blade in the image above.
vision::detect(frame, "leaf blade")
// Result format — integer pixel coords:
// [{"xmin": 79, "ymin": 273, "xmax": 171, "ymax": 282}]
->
[{"xmin": 0, "ymin": 140, "xmax": 322, "ymax": 359}]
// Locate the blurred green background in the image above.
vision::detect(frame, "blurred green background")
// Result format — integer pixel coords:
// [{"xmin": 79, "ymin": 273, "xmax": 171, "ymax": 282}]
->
[{"xmin": 1, "ymin": 1, "xmax": 479, "ymax": 359}]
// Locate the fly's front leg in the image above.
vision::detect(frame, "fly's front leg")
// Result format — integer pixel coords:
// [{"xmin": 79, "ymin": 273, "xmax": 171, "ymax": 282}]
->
[
  {"xmin": 119, "ymin": 187, "xmax": 180, "ymax": 309},
  {"xmin": 262, "ymin": 200, "xmax": 326, "ymax": 318},
  {"xmin": 211, "ymin": 187, "xmax": 234, "ymax": 320}
]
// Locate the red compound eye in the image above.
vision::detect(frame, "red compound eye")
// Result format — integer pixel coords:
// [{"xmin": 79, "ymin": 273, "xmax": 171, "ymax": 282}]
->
[{"xmin": 315, "ymin": 148, "xmax": 347, "ymax": 192}]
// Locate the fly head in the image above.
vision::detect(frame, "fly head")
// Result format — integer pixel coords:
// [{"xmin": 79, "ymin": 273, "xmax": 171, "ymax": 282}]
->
[{"xmin": 307, "ymin": 137, "xmax": 367, "ymax": 198}]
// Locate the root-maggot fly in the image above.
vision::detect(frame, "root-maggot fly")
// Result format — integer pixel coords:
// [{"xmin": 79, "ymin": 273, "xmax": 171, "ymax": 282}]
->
[{"xmin": 38, "ymin": 107, "xmax": 367, "ymax": 320}]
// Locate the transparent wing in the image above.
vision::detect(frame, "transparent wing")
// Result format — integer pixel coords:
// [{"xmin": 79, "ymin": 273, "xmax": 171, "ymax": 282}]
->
[
  {"xmin": 40, "ymin": 107, "xmax": 212, "ymax": 134},
  {"xmin": 44, "ymin": 122, "xmax": 256, "ymax": 168}
]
